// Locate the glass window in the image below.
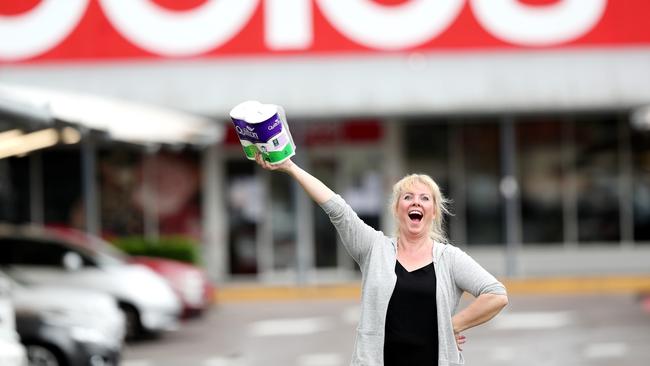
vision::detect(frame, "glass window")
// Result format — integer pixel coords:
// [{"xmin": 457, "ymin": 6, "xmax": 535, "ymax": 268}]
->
[
  {"xmin": 2, "ymin": 239, "xmax": 67, "ymax": 267},
  {"xmin": 340, "ymin": 150, "xmax": 384, "ymax": 232},
  {"xmin": 226, "ymin": 161, "xmax": 259, "ymax": 275},
  {"xmin": 98, "ymin": 149, "xmax": 144, "ymax": 236},
  {"xmin": 43, "ymin": 150, "xmax": 82, "ymax": 226},
  {"xmin": 631, "ymin": 124, "xmax": 650, "ymax": 243},
  {"xmin": 339, "ymin": 148, "xmax": 384, "ymax": 273},
  {"xmin": 404, "ymin": 121, "xmax": 451, "ymax": 240},
  {"xmin": 311, "ymin": 158, "xmax": 339, "ymax": 268},
  {"xmin": 463, "ymin": 121, "xmax": 503, "ymax": 245},
  {"xmin": 270, "ymin": 172, "xmax": 296, "ymax": 270},
  {"xmin": 574, "ymin": 117, "xmax": 621, "ymax": 243},
  {"xmin": 517, "ymin": 118, "xmax": 564, "ymax": 244},
  {"xmin": 3, "ymin": 157, "xmax": 30, "ymax": 223},
  {"xmin": 405, "ymin": 121, "xmax": 449, "ymax": 181}
]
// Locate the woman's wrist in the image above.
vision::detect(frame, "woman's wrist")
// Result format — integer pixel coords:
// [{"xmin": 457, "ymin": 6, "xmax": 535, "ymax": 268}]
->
[
  {"xmin": 281, "ymin": 160, "xmax": 298, "ymax": 175},
  {"xmin": 452, "ymin": 317, "xmax": 464, "ymax": 334}
]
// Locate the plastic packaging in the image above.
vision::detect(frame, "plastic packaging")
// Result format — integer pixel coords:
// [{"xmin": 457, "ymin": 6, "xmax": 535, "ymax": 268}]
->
[{"xmin": 229, "ymin": 101, "xmax": 296, "ymax": 164}]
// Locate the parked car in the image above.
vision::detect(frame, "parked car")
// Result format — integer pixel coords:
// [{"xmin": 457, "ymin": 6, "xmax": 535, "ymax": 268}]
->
[
  {"xmin": 0, "ymin": 275, "xmax": 27, "ymax": 366},
  {"xmin": 47, "ymin": 226, "xmax": 215, "ymax": 318},
  {"xmin": 0, "ymin": 337, "xmax": 26, "ymax": 366},
  {"xmin": 0, "ymin": 224, "xmax": 181, "ymax": 339},
  {"xmin": 3, "ymin": 271, "xmax": 125, "ymax": 366},
  {"xmin": 128, "ymin": 256, "xmax": 214, "ymax": 318}
]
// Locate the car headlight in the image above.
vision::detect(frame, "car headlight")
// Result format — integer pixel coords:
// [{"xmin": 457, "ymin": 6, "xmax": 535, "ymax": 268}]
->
[
  {"xmin": 38, "ymin": 308, "xmax": 117, "ymax": 346},
  {"xmin": 70, "ymin": 326, "xmax": 110, "ymax": 345},
  {"xmin": 39, "ymin": 307, "xmax": 85, "ymax": 327}
]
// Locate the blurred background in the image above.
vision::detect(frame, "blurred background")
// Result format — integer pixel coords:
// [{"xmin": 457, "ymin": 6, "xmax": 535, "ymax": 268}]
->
[{"xmin": 1, "ymin": 1, "xmax": 650, "ymax": 365}]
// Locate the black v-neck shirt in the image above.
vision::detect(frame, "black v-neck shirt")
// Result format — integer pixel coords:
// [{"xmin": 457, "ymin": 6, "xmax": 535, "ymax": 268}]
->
[{"xmin": 384, "ymin": 261, "xmax": 438, "ymax": 366}]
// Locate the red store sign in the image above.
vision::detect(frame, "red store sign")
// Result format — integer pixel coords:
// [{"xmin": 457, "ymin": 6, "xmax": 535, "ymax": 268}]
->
[{"xmin": 1, "ymin": 0, "xmax": 649, "ymax": 63}]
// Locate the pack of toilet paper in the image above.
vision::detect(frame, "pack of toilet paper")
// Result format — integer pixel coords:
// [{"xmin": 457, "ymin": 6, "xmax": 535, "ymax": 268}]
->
[{"xmin": 229, "ymin": 101, "xmax": 296, "ymax": 164}]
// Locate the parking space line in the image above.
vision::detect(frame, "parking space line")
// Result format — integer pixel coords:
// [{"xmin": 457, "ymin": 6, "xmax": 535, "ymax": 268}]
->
[
  {"xmin": 296, "ymin": 353, "xmax": 344, "ymax": 366},
  {"xmin": 490, "ymin": 311, "xmax": 573, "ymax": 330},
  {"xmin": 491, "ymin": 346, "xmax": 516, "ymax": 362},
  {"xmin": 203, "ymin": 356, "xmax": 247, "ymax": 366},
  {"xmin": 121, "ymin": 360, "xmax": 152, "ymax": 366},
  {"xmin": 583, "ymin": 342, "xmax": 628, "ymax": 359},
  {"xmin": 248, "ymin": 316, "xmax": 332, "ymax": 336}
]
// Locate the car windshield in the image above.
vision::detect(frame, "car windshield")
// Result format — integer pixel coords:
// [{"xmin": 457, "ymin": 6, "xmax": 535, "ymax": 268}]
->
[
  {"xmin": 75, "ymin": 238, "xmax": 126, "ymax": 267},
  {"xmin": 89, "ymin": 242, "xmax": 126, "ymax": 266},
  {"xmin": 48, "ymin": 227, "xmax": 128, "ymax": 266},
  {"xmin": 46, "ymin": 227, "xmax": 128, "ymax": 267}
]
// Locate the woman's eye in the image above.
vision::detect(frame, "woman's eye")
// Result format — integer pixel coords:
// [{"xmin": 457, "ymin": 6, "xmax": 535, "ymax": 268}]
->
[{"xmin": 422, "ymin": 196, "xmax": 430, "ymax": 201}]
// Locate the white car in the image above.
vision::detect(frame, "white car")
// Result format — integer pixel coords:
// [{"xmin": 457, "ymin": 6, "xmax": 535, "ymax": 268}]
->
[
  {"xmin": 0, "ymin": 275, "xmax": 27, "ymax": 366},
  {"xmin": 0, "ymin": 224, "xmax": 182, "ymax": 339}
]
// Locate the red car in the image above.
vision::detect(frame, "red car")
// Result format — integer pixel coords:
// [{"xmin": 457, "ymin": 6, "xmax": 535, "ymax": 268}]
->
[
  {"xmin": 45, "ymin": 226, "xmax": 215, "ymax": 318},
  {"xmin": 127, "ymin": 255, "xmax": 214, "ymax": 318}
]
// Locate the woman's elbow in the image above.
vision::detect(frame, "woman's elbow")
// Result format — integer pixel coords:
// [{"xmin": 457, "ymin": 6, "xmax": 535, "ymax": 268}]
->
[
  {"xmin": 495, "ymin": 294, "xmax": 509, "ymax": 310},
  {"xmin": 483, "ymin": 292, "xmax": 508, "ymax": 310}
]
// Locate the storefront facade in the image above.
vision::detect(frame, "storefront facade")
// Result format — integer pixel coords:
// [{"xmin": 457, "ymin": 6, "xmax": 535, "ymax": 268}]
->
[{"xmin": 2, "ymin": 0, "xmax": 650, "ymax": 282}]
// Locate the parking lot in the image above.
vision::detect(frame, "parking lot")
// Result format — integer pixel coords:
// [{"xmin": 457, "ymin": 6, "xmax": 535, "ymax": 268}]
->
[{"xmin": 122, "ymin": 292, "xmax": 650, "ymax": 366}]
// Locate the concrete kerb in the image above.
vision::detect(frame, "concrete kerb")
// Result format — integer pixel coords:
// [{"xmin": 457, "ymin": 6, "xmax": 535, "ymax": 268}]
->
[{"xmin": 215, "ymin": 276, "xmax": 650, "ymax": 303}]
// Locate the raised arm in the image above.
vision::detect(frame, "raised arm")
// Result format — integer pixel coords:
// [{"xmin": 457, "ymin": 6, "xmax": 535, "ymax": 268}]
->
[
  {"xmin": 255, "ymin": 154, "xmax": 334, "ymax": 204},
  {"xmin": 255, "ymin": 154, "xmax": 381, "ymax": 265}
]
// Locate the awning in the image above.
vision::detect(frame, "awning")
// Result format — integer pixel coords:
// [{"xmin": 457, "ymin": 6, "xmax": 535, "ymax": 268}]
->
[{"xmin": 0, "ymin": 83, "xmax": 223, "ymax": 146}]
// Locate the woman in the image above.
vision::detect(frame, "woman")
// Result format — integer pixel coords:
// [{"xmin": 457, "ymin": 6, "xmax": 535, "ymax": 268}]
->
[{"xmin": 255, "ymin": 154, "xmax": 508, "ymax": 366}]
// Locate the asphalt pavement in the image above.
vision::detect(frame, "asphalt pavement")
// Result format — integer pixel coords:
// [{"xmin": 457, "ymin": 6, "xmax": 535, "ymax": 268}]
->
[{"xmin": 121, "ymin": 292, "xmax": 650, "ymax": 366}]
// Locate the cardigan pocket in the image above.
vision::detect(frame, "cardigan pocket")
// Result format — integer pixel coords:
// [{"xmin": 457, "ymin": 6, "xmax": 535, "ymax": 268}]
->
[
  {"xmin": 352, "ymin": 330, "xmax": 383, "ymax": 365},
  {"xmin": 449, "ymin": 351, "xmax": 465, "ymax": 365}
]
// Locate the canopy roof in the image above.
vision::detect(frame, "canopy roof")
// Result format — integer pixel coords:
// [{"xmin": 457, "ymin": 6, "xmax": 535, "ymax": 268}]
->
[{"xmin": 0, "ymin": 83, "xmax": 222, "ymax": 146}]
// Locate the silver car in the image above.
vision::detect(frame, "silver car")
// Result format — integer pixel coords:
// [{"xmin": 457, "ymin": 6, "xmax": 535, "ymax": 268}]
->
[
  {"xmin": 0, "ymin": 224, "xmax": 182, "ymax": 339},
  {"xmin": 5, "ymin": 270, "xmax": 125, "ymax": 366},
  {"xmin": 0, "ymin": 275, "xmax": 27, "ymax": 366}
]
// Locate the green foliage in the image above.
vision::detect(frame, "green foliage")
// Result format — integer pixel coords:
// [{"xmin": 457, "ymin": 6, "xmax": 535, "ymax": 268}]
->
[{"xmin": 112, "ymin": 236, "xmax": 201, "ymax": 265}]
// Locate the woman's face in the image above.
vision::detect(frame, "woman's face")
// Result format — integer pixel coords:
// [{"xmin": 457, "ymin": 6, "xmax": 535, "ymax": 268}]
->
[{"xmin": 396, "ymin": 181, "xmax": 434, "ymax": 237}]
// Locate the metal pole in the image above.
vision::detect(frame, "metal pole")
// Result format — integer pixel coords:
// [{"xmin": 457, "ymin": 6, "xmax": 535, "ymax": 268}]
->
[
  {"xmin": 0, "ymin": 159, "xmax": 11, "ymax": 221},
  {"xmin": 449, "ymin": 122, "xmax": 467, "ymax": 246},
  {"xmin": 561, "ymin": 119, "xmax": 578, "ymax": 246},
  {"xmin": 292, "ymin": 125, "xmax": 314, "ymax": 285},
  {"xmin": 381, "ymin": 119, "xmax": 404, "ymax": 235},
  {"xmin": 619, "ymin": 115, "xmax": 634, "ymax": 246},
  {"xmin": 500, "ymin": 117, "xmax": 521, "ymax": 277},
  {"xmin": 142, "ymin": 146, "xmax": 159, "ymax": 241},
  {"xmin": 29, "ymin": 152, "xmax": 44, "ymax": 226},
  {"xmin": 81, "ymin": 132, "xmax": 100, "ymax": 235},
  {"xmin": 201, "ymin": 143, "xmax": 228, "ymax": 282},
  {"xmin": 257, "ymin": 167, "xmax": 273, "ymax": 276}
]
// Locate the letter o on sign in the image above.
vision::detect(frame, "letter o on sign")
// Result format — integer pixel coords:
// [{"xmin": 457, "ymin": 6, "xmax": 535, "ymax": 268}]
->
[
  {"xmin": 98, "ymin": 0, "xmax": 259, "ymax": 56},
  {"xmin": 0, "ymin": 0, "xmax": 89, "ymax": 60},
  {"xmin": 315, "ymin": 0, "xmax": 465, "ymax": 50},
  {"xmin": 470, "ymin": 0, "xmax": 608, "ymax": 46}
]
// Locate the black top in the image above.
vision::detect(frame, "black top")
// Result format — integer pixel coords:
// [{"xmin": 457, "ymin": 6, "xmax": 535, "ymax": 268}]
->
[{"xmin": 384, "ymin": 261, "xmax": 438, "ymax": 366}]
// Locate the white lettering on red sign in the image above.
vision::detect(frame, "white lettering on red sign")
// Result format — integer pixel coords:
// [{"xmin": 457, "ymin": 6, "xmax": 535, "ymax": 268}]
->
[
  {"xmin": 98, "ymin": 0, "xmax": 259, "ymax": 56},
  {"xmin": 266, "ymin": 0, "xmax": 313, "ymax": 50},
  {"xmin": 316, "ymin": 0, "xmax": 465, "ymax": 50},
  {"xmin": 0, "ymin": 0, "xmax": 610, "ymax": 61},
  {"xmin": 0, "ymin": 0, "xmax": 88, "ymax": 60},
  {"xmin": 470, "ymin": 0, "xmax": 608, "ymax": 46}
]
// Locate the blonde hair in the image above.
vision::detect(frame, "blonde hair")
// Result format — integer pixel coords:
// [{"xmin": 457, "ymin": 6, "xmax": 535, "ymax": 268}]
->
[{"xmin": 390, "ymin": 174, "xmax": 451, "ymax": 244}]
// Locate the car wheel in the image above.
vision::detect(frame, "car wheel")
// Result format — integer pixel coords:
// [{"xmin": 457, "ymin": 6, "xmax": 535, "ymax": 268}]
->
[
  {"xmin": 119, "ymin": 303, "xmax": 142, "ymax": 340},
  {"xmin": 26, "ymin": 344, "xmax": 64, "ymax": 366}
]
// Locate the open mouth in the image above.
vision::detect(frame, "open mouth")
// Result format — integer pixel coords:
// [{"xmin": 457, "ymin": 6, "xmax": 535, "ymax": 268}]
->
[{"xmin": 408, "ymin": 210, "xmax": 423, "ymax": 223}]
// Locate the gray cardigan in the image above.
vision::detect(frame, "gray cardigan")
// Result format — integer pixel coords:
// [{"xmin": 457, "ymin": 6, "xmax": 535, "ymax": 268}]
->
[{"xmin": 321, "ymin": 195, "xmax": 507, "ymax": 366}]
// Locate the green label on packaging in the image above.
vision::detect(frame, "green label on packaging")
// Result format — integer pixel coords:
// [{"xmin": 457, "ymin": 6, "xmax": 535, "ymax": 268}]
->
[
  {"xmin": 262, "ymin": 142, "xmax": 294, "ymax": 163},
  {"xmin": 243, "ymin": 144, "xmax": 257, "ymax": 159}
]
